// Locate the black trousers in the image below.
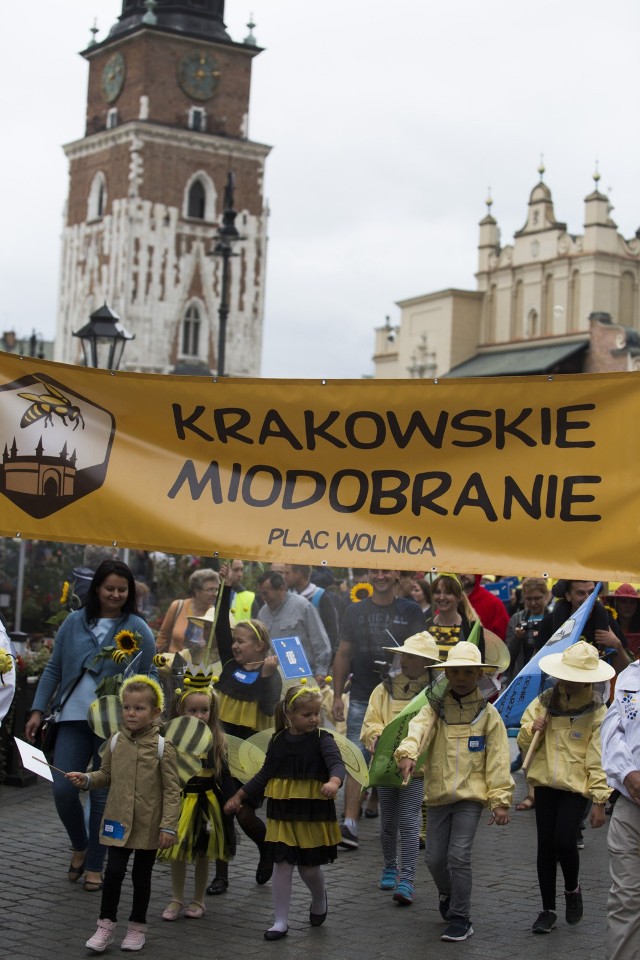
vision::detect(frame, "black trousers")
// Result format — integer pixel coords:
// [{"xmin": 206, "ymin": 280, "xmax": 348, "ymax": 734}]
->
[
  {"xmin": 534, "ymin": 785, "xmax": 588, "ymax": 911},
  {"xmin": 100, "ymin": 846, "xmax": 156, "ymax": 924}
]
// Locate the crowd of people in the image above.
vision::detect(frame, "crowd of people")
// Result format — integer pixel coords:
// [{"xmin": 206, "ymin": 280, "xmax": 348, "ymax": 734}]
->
[{"xmin": 20, "ymin": 559, "xmax": 640, "ymax": 956}]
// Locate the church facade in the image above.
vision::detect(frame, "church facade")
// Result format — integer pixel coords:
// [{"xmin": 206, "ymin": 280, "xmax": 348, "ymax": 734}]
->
[
  {"xmin": 373, "ymin": 170, "xmax": 640, "ymax": 379},
  {"xmin": 55, "ymin": 0, "xmax": 270, "ymax": 376}
]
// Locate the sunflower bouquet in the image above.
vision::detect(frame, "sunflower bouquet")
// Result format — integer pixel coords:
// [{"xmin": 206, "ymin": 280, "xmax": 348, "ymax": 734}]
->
[{"xmin": 94, "ymin": 629, "xmax": 144, "ymax": 697}]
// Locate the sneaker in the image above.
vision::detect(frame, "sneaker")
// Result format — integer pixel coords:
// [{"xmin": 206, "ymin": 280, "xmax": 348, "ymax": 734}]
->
[
  {"xmin": 576, "ymin": 830, "xmax": 585, "ymax": 850},
  {"xmin": 379, "ymin": 867, "xmax": 398, "ymax": 890},
  {"xmin": 338, "ymin": 824, "xmax": 359, "ymax": 849},
  {"xmin": 86, "ymin": 919, "xmax": 116, "ymax": 953},
  {"xmin": 393, "ymin": 880, "xmax": 414, "ymax": 905},
  {"xmin": 120, "ymin": 921, "xmax": 146, "ymax": 951},
  {"xmin": 439, "ymin": 893, "xmax": 451, "ymax": 921},
  {"xmin": 565, "ymin": 886, "xmax": 583, "ymax": 924},
  {"xmin": 532, "ymin": 910, "xmax": 557, "ymax": 934},
  {"xmin": 441, "ymin": 917, "xmax": 473, "ymax": 942}
]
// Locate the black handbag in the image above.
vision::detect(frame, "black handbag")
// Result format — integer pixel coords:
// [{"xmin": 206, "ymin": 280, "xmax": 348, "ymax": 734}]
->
[{"xmin": 37, "ymin": 670, "xmax": 86, "ymax": 756}]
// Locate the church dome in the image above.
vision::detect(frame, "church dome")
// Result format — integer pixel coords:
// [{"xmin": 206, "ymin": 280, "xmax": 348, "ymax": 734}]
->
[{"xmin": 109, "ymin": 0, "xmax": 231, "ymax": 43}]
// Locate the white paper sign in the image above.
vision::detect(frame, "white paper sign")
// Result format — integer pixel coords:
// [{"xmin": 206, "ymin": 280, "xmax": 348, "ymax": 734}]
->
[{"xmin": 13, "ymin": 737, "xmax": 54, "ymax": 781}]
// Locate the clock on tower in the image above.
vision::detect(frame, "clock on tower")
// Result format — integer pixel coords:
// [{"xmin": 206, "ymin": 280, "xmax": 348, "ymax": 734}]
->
[{"xmin": 55, "ymin": 0, "xmax": 271, "ymax": 378}]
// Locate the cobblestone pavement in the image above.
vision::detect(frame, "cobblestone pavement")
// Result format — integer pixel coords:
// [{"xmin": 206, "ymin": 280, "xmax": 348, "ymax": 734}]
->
[{"xmin": 0, "ymin": 763, "xmax": 611, "ymax": 960}]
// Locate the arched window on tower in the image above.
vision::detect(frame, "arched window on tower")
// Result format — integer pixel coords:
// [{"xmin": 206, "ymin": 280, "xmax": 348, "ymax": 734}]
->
[
  {"xmin": 183, "ymin": 171, "xmax": 216, "ymax": 221},
  {"xmin": 88, "ymin": 172, "xmax": 107, "ymax": 221},
  {"xmin": 182, "ymin": 303, "xmax": 201, "ymax": 356}
]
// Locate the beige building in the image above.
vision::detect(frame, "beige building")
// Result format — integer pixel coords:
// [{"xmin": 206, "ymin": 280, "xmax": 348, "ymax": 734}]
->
[{"xmin": 373, "ymin": 171, "xmax": 640, "ymax": 378}]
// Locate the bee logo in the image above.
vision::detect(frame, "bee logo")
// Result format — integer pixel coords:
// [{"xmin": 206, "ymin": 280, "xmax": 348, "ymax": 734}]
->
[{"xmin": 18, "ymin": 378, "xmax": 85, "ymax": 431}]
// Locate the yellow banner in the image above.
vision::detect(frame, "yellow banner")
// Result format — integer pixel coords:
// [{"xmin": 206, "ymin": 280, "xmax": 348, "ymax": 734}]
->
[{"xmin": 1, "ymin": 353, "xmax": 639, "ymax": 579}]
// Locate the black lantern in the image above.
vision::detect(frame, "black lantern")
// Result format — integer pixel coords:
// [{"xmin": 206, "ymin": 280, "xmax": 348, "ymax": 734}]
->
[
  {"xmin": 210, "ymin": 172, "xmax": 245, "ymax": 377},
  {"xmin": 72, "ymin": 303, "xmax": 135, "ymax": 370}
]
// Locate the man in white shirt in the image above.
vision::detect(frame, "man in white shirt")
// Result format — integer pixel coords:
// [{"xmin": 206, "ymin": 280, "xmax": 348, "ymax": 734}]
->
[{"xmin": 601, "ymin": 659, "xmax": 640, "ymax": 960}]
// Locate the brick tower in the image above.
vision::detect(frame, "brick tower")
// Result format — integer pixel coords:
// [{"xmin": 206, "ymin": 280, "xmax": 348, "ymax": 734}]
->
[{"xmin": 55, "ymin": 0, "xmax": 270, "ymax": 375}]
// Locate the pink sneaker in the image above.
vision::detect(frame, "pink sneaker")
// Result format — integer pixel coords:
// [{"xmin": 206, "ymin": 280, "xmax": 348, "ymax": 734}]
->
[
  {"xmin": 120, "ymin": 921, "xmax": 146, "ymax": 951},
  {"xmin": 86, "ymin": 918, "xmax": 116, "ymax": 952}
]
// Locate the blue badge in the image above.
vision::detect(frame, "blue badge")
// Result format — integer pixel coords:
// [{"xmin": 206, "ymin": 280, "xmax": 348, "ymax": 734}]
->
[
  {"xmin": 468, "ymin": 736, "xmax": 486, "ymax": 752},
  {"xmin": 103, "ymin": 819, "xmax": 126, "ymax": 840},
  {"xmin": 232, "ymin": 668, "xmax": 260, "ymax": 684}
]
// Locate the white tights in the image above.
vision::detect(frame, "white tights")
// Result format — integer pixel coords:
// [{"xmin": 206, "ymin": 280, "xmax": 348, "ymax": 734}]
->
[{"xmin": 268, "ymin": 861, "xmax": 326, "ymax": 932}]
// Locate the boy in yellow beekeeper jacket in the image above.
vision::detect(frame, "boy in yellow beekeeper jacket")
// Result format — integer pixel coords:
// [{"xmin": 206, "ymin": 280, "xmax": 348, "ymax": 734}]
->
[{"xmin": 395, "ymin": 641, "xmax": 513, "ymax": 943}]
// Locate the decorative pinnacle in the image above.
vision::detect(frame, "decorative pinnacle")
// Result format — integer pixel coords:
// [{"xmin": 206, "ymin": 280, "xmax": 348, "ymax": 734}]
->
[
  {"xmin": 142, "ymin": 0, "xmax": 158, "ymax": 25},
  {"xmin": 486, "ymin": 186, "xmax": 493, "ymax": 213},
  {"xmin": 538, "ymin": 153, "xmax": 545, "ymax": 181},
  {"xmin": 593, "ymin": 160, "xmax": 601, "ymax": 187},
  {"xmin": 244, "ymin": 13, "xmax": 257, "ymax": 45},
  {"xmin": 89, "ymin": 18, "xmax": 99, "ymax": 46}
]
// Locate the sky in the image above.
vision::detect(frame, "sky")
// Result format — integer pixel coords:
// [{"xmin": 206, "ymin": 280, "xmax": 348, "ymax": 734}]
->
[{"xmin": 1, "ymin": 0, "xmax": 638, "ymax": 379}]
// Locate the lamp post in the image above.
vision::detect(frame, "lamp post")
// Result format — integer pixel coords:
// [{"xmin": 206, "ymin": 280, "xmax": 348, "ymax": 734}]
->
[
  {"xmin": 210, "ymin": 172, "xmax": 245, "ymax": 377},
  {"xmin": 72, "ymin": 303, "xmax": 135, "ymax": 370}
]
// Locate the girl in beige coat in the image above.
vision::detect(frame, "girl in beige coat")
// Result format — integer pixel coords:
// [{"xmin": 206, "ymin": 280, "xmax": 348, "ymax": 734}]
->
[
  {"xmin": 68, "ymin": 675, "xmax": 181, "ymax": 953},
  {"xmin": 517, "ymin": 641, "xmax": 614, "ymax": 935}
]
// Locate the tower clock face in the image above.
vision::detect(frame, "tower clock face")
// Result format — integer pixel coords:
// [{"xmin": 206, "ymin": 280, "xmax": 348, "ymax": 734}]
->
[
  {"xmin": 101, "ymin": 52, "xmax": 126, "ymax": 103},
  {"xmin": 178, "ymin": 51, "xmax": 220, "ymax": 101}
]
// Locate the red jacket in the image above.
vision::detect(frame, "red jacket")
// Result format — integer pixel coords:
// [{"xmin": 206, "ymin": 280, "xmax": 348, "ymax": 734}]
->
[{"xmin": 466, "ymin": 576, "xmax": 509, "ymax": 640}]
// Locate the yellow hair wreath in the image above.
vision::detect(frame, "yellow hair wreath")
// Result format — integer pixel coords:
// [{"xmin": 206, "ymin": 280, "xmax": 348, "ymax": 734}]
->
[{"xmin": 120, "ymin": 674, "xmax": 165, "ymax": 711}]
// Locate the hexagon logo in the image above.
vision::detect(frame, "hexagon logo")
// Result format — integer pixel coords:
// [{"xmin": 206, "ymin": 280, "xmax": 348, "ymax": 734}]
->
[{"xmin": 0, "ymin": 372, "xmax": 115, "ymax": 519}]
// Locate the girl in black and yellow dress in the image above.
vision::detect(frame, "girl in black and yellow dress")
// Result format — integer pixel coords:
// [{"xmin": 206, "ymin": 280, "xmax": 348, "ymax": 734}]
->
[
  {"xmin": 225, "ymin": 683, "xmax": 345, "ymax": 941},
  {"xmin": 158, "ymin": 678, "xmax": 236, "ymax": 920},
  {"xmin": 212, "ymin": 619, "xmax": 282, "ymax": 890}
]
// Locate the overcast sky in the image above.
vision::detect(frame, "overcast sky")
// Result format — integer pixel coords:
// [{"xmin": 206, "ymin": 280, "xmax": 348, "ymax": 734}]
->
[{"xmin": 2, "ymin": 0, "xmax": 638, "ymax": 378}]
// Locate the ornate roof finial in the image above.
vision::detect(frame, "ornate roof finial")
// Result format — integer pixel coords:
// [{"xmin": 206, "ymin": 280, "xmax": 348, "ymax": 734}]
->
[
  {"xmin": 142, "ymin": 0, "xmax": 158, "ymax": 25},
  {"xmin": 593, "ymin": 160, "xmax": 601, "ymax": 189},
  {"xmin": 486, "ymin": 186, "xmax": 493, "ymax": 213},
  {"xmin": 88, "ymin": 18, "xmax": 99, "ymax": 46},
  {"xmin": 244, "ymin": 13, "xmax": 257, "ymax": 45},
  {"xmin": 538, "ymin": 153, "xmax": 545, "ymax": 182}
]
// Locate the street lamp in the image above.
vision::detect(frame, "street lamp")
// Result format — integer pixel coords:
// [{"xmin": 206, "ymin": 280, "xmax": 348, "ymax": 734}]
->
[
  {"xmin": 210, "ymin": 172, "xmax": 245, "ymax": 377},
  {"xmin": 72, "ymin": 303, "xmax": 135, "ymax": 370}
]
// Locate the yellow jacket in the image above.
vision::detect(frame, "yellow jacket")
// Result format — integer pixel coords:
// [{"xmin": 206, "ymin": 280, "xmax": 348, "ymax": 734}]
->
[
  {"xmin": 395, "ymin": 689, "xmax": 514, "ymax": 810},
  {"xmin": 361, "ymin": 674, "xmax": 432, "ymax": 752},
  {"xmin": 517, "ymin": 687, "xmax": 610, "ymax": 804}
]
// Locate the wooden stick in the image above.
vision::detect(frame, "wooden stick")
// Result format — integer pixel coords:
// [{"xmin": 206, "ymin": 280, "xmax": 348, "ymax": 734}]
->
[
  {"xmin": 522, "ymin": 711, "xmax": 549, "ymax": 772},
  {"xmin": 204, "ymin": 569, "xmax": 227, "ymax": 663},
  {"xmin": 31, "ymin": 755, "xmax": 68, "ymax": 776}
]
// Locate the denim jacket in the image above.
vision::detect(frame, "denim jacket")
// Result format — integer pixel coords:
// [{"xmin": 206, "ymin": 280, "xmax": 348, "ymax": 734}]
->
[{"xmin": 32, "ymin": 609, "xmax": 156, "ymax": 714}]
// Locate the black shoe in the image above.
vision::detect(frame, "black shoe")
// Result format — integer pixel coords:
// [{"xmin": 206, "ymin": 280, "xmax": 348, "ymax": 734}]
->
[
  {"xmin": 441, "ymin": 917, "xmax": 473, "ymax": 942},
  {"xmin": 264, "ymin": 928, "xmax": 288, "ymax": 941},
  {"xmin": 565, "ymin": 886, "xmax": 583, "ymax": 924},
  {"xmin": 338, "ymin": 824, "xmax": 358, "ymax": 849},
  {"xmin": 532, "ymin": 910, "xmax": 557, "ymax": 934},
  {"xmin": 438, "ymin": 893, "xmax": 451, "ymax": 921},
  {"xmin": 206, "ymin": 877, "xmax": 229, "ymax": 895},
  {"xmin": 576, "ymin": 830, "xmax": 585, "ymax": 850},
  {"xmin": 310, "ymin": 893, "xmax": 328, "ymax": 927},
  {"xmin": 256, "ymin": 852, "xmax": 273, "ymax": 885}
]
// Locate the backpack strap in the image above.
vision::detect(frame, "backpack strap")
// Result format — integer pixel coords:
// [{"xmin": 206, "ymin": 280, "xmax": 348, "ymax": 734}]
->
[{"xmin": 111, "ymin": 731, "xmax": 164, "ymax": 758}]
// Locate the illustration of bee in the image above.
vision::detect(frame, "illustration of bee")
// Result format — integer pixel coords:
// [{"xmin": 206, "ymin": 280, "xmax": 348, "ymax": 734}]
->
[{"xmin": 18, "ymin": 379, "xmax": 85, "ymax": 431}]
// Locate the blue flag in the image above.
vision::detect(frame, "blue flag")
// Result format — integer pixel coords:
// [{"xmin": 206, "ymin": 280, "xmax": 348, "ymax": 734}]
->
[{"xmin": 494, "ymin": 583, "xmax": 602, "ymax": 728}]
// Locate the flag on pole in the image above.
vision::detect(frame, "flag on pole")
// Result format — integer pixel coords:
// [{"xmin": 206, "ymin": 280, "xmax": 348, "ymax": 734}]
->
[{"xmin": 494, "ymin": 583, "xmax": 602, "ymax": 728}]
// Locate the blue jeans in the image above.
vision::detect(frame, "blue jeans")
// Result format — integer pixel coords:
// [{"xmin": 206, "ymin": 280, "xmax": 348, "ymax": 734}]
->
[
  {"xmin": 53, "ymin": 721, "xmax": 108, "ymax": 873},
  {"xmin": 346, "ymin": 698, "xmax": 371, "ymax": 765}
]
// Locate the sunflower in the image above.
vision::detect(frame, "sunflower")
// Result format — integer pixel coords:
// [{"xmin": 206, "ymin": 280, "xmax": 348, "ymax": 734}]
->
[
  {"xmin": 59, "ymin": 581, "xmax": 71, "ymax": 605},
  {"xmin": 350, "ymin": 581, "xmax": 373, "ymax": 603},
  {"xmin": 113, "ymin": 629, "xmax": 141, "ymax": 656}
]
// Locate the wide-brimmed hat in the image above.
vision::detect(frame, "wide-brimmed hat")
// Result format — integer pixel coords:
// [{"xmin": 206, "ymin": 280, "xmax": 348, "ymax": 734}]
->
[
  {"xmin": 187, "ymin": 606, "xmax": 216, "ymax": 628},
  {"xmin": 539, "ymin": 639, "xmax": 615, "ymax": 683},
  {"xmin": 382, "ymin": 631, "xmax": 440, "ymax": 664},
  {"xmin": 442, "ymin": 641, "xmax": 498, "ymax": 671},
  {"xmin": 607, "ymin": 583, "xmax": 639, "ymax": 601}
]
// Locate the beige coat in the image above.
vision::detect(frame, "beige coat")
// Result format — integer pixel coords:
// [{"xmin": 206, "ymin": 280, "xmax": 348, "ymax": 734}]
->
[
  {"xmin": 517, "ymin": 687, "xmax": 611, "ymax": 804},
  {"xmin": 89, "ymin": 724, "xmax": 181, "ymax": 849},
  {"xmin": 395, "ymin": 689, "xmax": 514, "ymax": 810}
]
